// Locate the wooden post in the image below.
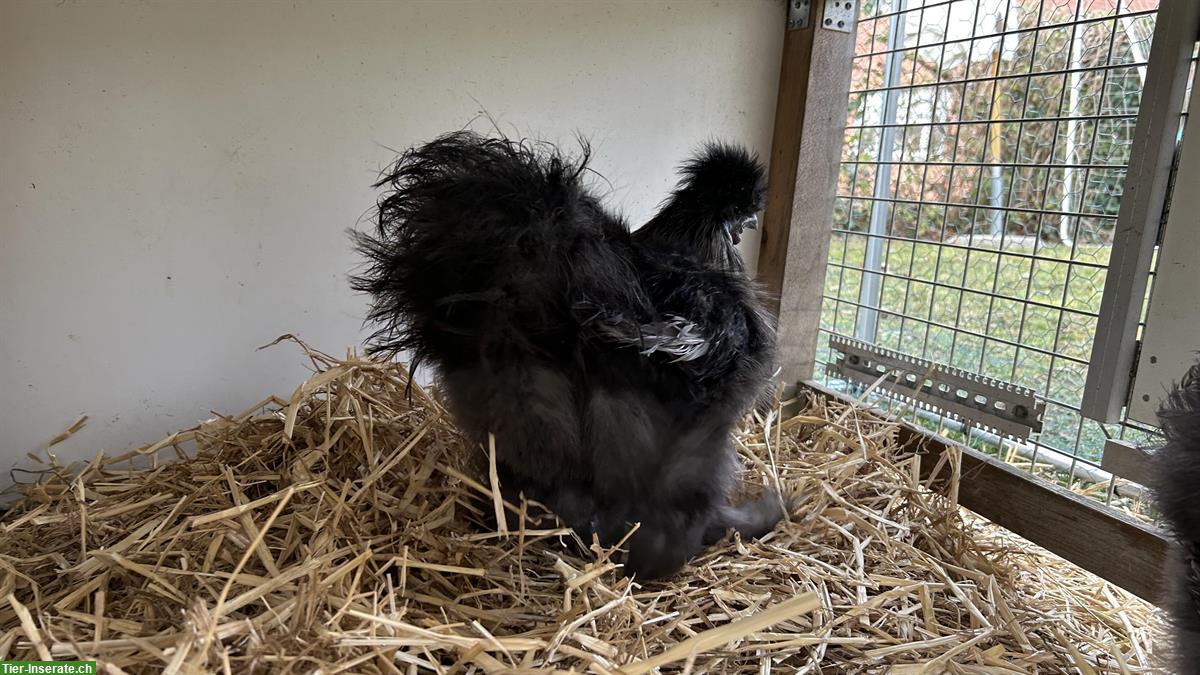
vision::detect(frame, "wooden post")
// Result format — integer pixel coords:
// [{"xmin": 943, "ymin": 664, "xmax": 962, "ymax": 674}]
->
[
  {"xmin": 1081, "ymin": 0, "xmax": 1200, "ymax": 422},
  {"xmin": 757, "ymin": 1, "xmax": 858, "ymax": 387}
]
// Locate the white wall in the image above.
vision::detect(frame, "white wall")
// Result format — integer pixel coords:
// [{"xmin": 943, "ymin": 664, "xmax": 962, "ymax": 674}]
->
[{"xmin": 0, "ymin": 0, "xmax": 785, "ymax": 469}]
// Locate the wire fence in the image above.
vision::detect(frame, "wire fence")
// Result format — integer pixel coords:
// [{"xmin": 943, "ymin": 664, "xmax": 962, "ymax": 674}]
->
[{"xmin": 814, "ymin": 0, "xmax": 1197, "ymax": 507}]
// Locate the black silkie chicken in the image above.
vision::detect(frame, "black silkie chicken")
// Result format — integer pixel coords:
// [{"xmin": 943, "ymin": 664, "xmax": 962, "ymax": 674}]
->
[
  {"xmin": 351, "ymin": 131, "xmax": 783, "ymax": 579},
  {"xmin": 1152, "ymin": 363, "xmax": 1200, "ymax": 673}
]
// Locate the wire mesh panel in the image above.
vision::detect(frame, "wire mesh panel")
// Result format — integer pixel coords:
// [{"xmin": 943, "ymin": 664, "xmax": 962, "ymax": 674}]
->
[{"xmin": 814, "ymin": 0, "xmax": 1192, "ymax": 503}]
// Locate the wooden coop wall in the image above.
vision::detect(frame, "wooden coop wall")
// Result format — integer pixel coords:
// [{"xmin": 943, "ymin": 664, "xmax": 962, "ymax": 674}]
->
[
  {"xmin": 757, "ymin": 0, "xmax": 1200, "ymax": 601},
  {"xmin": 0, "ymin": 0, "xmax": 786, "ymax": 469}
]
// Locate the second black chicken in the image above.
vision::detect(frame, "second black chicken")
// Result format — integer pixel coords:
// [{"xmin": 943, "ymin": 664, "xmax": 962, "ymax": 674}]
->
[{"xmin": 351, "ymin": 131, "xmax": 783, "ymax": 579}]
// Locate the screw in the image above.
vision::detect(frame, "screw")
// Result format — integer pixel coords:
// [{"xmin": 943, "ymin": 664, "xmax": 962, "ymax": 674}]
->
[
  {"xmin": 1143, "ymin": 394, "xmax": 1151, "ymax": 402},
  {"xmin": 825, "ymin": 17, "xmax": 832, "ymax": 25},
  {"xmin": 848, "ymin": 355, "xmax": 861, "ymax": 365},
  {"xmin": 1150, "ymin": 355, "xmax": 1158, "ymax": 364},
  {"xmin": 837, "ymin": 20, "xmax": 845, "ymax": 27},
  {"xmin": 1013, "ymin": 404, "xmax": 1028, "ymax": 419},
  {"xmin": 845, "ymin": 2, "xmax": 852, "ymax": 8}
]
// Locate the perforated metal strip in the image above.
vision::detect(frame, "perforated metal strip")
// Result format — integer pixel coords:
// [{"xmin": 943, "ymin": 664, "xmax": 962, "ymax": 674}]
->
[{"xmin": 826, "ymin": 334, "xmax": 1045, "ymax": 440}]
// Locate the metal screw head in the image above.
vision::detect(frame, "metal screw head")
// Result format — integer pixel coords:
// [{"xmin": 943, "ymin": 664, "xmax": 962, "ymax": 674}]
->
[
  {"xmin": 825, "ymin": 18, "xmax": 832, "ymax": 25},
  {"xmin": 848, "ymin": 354, "xmax": 861, "ymax": 365},
  {"xmin": 837, "ymin": 20, "xmax": 845, "ymax": 27},
  {"xmin": 1013, "ymin": 404, "xmax": 1028, "ymax": 419}
]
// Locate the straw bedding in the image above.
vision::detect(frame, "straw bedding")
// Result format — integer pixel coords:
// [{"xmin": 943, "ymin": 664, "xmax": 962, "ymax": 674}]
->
[{"xmin": 0, "ymin": 338, "xmax": 1164, "ymax": 673}]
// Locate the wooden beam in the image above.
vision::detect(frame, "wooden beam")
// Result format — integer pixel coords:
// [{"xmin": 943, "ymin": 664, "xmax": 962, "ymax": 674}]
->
[
  {"xmin": 1081, "ymin": 0, "xmax": 1200, "ymax": 422},
  {"xmin": 1125, "ymin": 77, "xmax": 1200, "ymax": 426},
  {"xmin": 1101, "ymin": 439, "xmax": 1154, "ymax": 487},
  {"xmin": 757, "ymin": 4, "xmax": 857, "ymax": 385},
  {"xmin": 911, "ymin": 426, "xmax": 1167, "ymax": 602},
  {"xmin": 799, "ymin": 380, "xmax": 1170, "ymax": 603}
]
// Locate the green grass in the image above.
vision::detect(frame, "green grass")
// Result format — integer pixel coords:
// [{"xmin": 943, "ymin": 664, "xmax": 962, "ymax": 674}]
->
[{"xmin": 817, "ymin": 234, "xmax": 1158, "ymax": 461}]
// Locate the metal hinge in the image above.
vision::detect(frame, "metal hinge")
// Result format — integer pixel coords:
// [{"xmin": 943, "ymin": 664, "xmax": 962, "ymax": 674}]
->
[{"xmin": 826, "ymin": 335, "xmax": 1045, "ymax": 440}]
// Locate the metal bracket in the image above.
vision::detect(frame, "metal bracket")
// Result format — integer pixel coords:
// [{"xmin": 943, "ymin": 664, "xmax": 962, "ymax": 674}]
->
[
  {"xmin": 787, "ymin": 0, "xmax": 812, "ymax": 30},
  {"xmin": 826, "ymin": 335, "xmax": 1045, "ymax": 440},
  {"xmin": 822, "ymin": 0, "xmax": 856, "ymax": 33}
]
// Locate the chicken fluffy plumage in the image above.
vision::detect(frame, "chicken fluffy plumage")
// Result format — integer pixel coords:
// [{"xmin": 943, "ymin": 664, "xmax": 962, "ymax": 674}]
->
[
  {"xmin": 1153, "ymin": 363, "xmax": 1200, "ymax": 673},
  {"xmin": 351, "ymin": 131, "xmax": 782, "ymax": 579}
]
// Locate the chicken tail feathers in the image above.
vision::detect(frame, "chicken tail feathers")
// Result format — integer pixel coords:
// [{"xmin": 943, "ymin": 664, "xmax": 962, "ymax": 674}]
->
[
  {"xmin": 350, "ymin": 131, "xmax": 640, "ymax": 369},
  {"xmin": 1154, "ymin": 361, "xmax": 1200, "ymax": 672}
]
